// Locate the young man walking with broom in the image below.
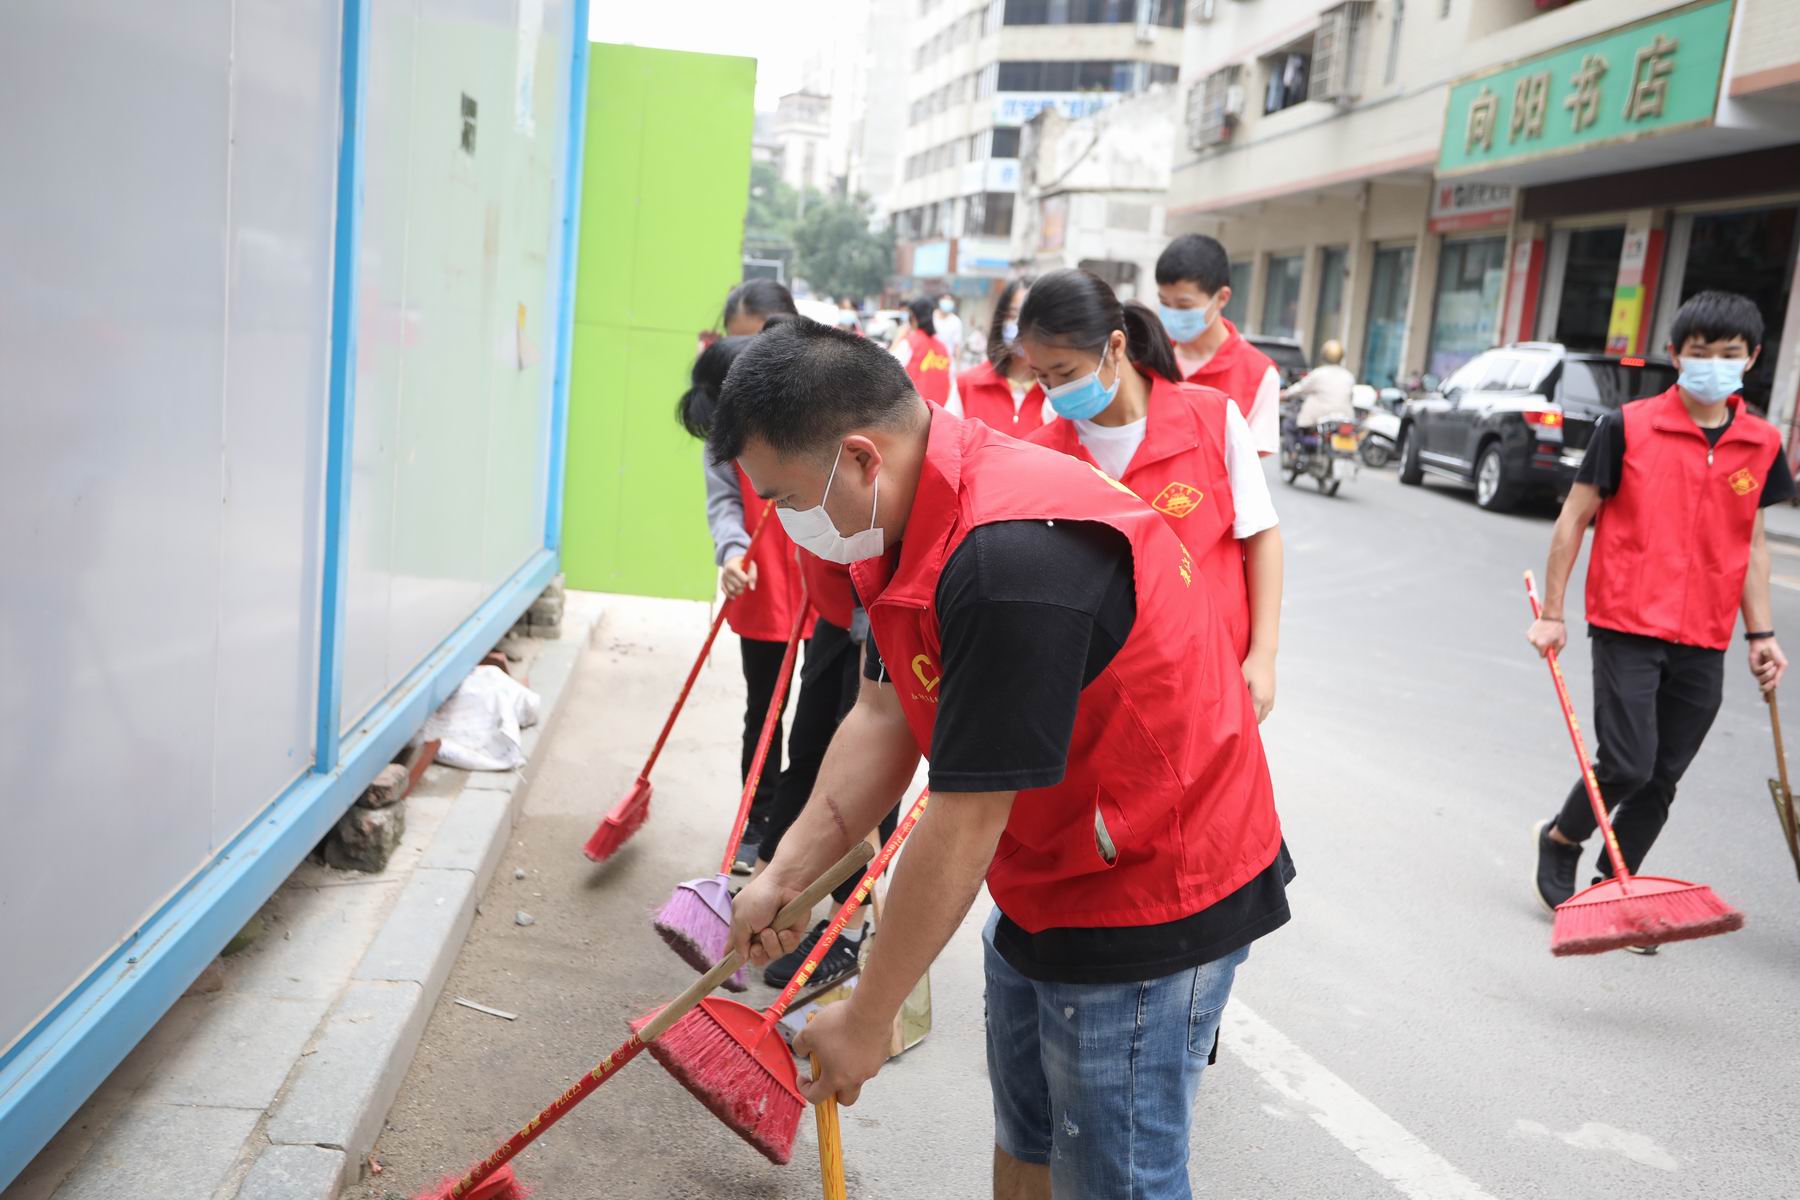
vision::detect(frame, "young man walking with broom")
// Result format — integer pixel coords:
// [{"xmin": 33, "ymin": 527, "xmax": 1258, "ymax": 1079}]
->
[
  {"xmin": 710, "ymin": 317, "xmax": 1293, "ymax": 1199},
  {"xmin": 1529, "ymin": 291, "xmax": 1791, "ymax": 916}
]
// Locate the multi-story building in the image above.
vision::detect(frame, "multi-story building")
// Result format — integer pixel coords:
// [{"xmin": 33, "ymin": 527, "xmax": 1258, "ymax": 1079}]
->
[
  {"xmin": 852, "ymin": 0, "xmax": 911, "ymax": 211},
  {"xmin": 1167, "ymin": 0, "xmax": 1800, "ymax": 435},
  {"xmin": 1012, "ymin": 85, "xmax": 1178, "ymax": 295},
  {"xmin": 770, "ymin": 90, "xmax": 832, "ymax": 196},
  {"xmin": 890, "ymin": 0, "xmax": 1186, "ymax": 338}
]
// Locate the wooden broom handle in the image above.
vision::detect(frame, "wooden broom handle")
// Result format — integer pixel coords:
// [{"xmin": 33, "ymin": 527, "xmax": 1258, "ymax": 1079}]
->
[
  {"xmin": 637, "ymin": 840, "xmax": 873, "ymax": 1044},
  {"xmin": 1769, "ymin": 690, "xmax": 1792, "ymax": 796}
]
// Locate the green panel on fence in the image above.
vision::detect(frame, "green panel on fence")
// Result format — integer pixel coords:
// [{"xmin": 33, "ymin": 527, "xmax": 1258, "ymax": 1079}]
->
[{"xmin": 561, "ymin": 43, "xmax": 755, "ymax": 599}]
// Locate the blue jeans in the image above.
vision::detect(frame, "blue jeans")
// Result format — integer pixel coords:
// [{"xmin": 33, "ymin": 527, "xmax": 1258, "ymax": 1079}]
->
[{"xmin": 983, "ymin": 909, "xmax": 1247, "ymax": 1199}]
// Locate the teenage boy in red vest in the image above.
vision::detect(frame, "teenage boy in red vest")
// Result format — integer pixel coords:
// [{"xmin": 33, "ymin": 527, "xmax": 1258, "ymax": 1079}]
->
[
  {"xmin": 715, "ymin": 318, "xmax": 1291, "ymax": 1200},
  {"xmin": 1155, "ymin": 234, "xmax": 1282, "ymax": 457},
  {"xmin": 1528, "ymin": 291, "xmax": 1792, "ymax": 915}
]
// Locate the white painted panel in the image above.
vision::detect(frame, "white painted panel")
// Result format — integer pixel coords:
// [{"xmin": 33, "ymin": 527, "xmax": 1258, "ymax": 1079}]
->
[
  {"xmin": 211, "ymin": 0, "xmax": 339, "ymax": 843},
  {"xmin": 341, "ymin": 0, "xmax": 423, "ymax": 726},
  {"xmin": 0, "ymin": 1, "xmax": 231, "ymax": 1051}
]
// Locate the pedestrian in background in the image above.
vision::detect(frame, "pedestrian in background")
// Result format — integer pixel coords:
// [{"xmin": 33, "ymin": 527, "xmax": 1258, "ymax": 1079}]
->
[
  {"xmin": 718, "ymin": 317, "xmax": 1290, "ymax": 1200},
  {"xmin": 935, "ymin": 292, "xmax": 965, "ymax": 368},
  {"xmin": 1155, "ymin": 234, "xmax": 1281, "ymax": 456},
  {"xmin": 1020, "ymin": 268, "xmax": 1285, "ymax": 722},
  {"xmin": 680, "ymin": 282, "xmax": 807, "ymax": 869},
  {"xmin": 1528, "ymin": 290, "xmax": 1793, "ymax": 914},
  {"xmin": 952, "ymin": 276, "xmax": 1051, "ymax": 436},
  {"xmin": 891, "ymin": 297, "xmax": 953, "ymax": 407}
]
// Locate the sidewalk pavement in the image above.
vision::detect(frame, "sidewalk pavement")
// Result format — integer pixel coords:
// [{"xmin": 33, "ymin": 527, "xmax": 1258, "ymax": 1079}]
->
[{"xmin": 2, "ymin": 595, "xmax": 602, "ymax": 1200}]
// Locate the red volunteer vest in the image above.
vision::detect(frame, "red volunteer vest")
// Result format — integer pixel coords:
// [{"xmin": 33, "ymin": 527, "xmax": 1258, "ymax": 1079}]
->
[
  {"xmin": 849, "ymin": 410, "xmax": 1281, "ymax": 932},
  {"xmin": 798, "ymin": 553, "xmax": 858, "ymax": 631},
  {"xmin": 1030, "ymin": 378, "xmax": 1250, "ymax": 662},
  {"xmin": 958, "ymin": 360, "xmax": 1049, "ymax": 437},
  {"xmin": 1180, "ymin": 318, "xmax": 1274, "ymax": 423},
  {"xmin": 904, "ymin": 330, "xmax": 953, "ymax": 406},
  {"xmin": 1586, "ymin": 387, "xmax": 1780, "ymax": 650},
  {"xmin": 727, "ymin": 466, "xmax": 804, "ymax": 642}
]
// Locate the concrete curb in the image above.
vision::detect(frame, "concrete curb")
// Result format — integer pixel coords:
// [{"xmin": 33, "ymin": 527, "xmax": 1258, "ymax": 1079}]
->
[{"xmin": 237, "ymin": 626, "xmax": 590, "ymax": 1197}]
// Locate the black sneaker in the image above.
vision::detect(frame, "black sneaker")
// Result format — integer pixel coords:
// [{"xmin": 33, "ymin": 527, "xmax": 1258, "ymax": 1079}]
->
[
  {"xmin": 762, "ymin": 920, "xmax": 862, "ymax": 991},
  {"xmin": 1534, "ymin": 818, "xmax": 1580, "ymax": 912}
]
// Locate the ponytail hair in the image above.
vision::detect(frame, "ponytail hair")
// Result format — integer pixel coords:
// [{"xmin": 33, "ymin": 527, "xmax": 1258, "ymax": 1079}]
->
[
  {"xmin": 905, "ymin": 297, "xmax": 938, "ymax": 338},
  {"xmin": 676, "ymin": 334, "xmax": 756, "ymax": 439},
  {"xmin": 1017, "ymin": 267, "xmax": 1181, "ymax": 383}
]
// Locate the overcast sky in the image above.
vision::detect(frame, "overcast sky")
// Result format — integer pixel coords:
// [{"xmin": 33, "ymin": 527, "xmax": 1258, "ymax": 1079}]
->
[{"xmin": 590, "ymin": 1, "xmax": 839, "ymax": 111}]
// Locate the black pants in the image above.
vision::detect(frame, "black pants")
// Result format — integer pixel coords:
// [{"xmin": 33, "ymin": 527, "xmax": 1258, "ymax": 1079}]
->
[
  {"xmin": 759, "ymin": 617, "xmax": 901, "ymax": 904},
  {"xmin": 740, "ymin": 636, "xmax": 797, "ymax": 822},
  {"xmin": 1554, "ymin": 628, "xmax": 1724, "ymax": 880}
]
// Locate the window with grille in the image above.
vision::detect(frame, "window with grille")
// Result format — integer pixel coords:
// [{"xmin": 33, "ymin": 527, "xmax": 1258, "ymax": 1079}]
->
[{"xmin": 1310, "ymin": 0, "xmax": 1371, "ymax": 104}]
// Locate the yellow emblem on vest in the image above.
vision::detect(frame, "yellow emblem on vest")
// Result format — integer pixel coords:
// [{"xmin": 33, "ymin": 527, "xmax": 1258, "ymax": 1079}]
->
[
  {"xmin": 1151, "ymin": 481, "xmax": 1204, "ymax": 517},
  {"xmin": 1729, "ymin": 467, "xmax": 1757, "ymax": 496},
  {"xmin": 911, "ymin": 653, "xmax": 941, "ymax": 695},
  {"xmin": 919, "ymin": 351, "xmax": 951, "ymax": 372}
]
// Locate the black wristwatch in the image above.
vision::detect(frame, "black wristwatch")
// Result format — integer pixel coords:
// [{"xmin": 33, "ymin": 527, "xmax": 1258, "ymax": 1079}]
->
[{"xmin": 1746, "ymin": 630, "xmax": 1776, "ymax": 642}]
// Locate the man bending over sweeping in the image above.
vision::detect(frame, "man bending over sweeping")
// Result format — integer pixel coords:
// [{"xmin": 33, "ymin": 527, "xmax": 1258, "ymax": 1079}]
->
[
  {"xmin": 712, "ymin": 316, "xmax": 1294, "ymax": 1199},
  {"xmin": 1528, "ymin": 291, "xmax": 1792, "ymax": 922}
]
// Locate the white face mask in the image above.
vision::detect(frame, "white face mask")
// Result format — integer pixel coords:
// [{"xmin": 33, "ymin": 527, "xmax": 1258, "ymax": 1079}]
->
[{"xmin": 776, "ymin": 445, "xmax": 885, "ymax": 564}]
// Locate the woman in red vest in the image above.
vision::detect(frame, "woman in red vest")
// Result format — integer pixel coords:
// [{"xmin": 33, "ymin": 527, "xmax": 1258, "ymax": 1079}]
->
[
  {"xmin": 681, "ymin": 312, "xmax": 804, "ymax": 869},
  {"xmin": 1528, "ymin": 291, "xmax": 1792, "ymax": 913},
  {"xmin": 713, "ymin": 317, "xmax": 1290, "ymax": 1197},
  {"xmin": 952, "ymin": 277, "xmax": 1052, "ymax": 437},
  {"xmin": 1019, "ymin": 268, "xmax": 1284, "ymax": 722},
  {"xmin": 891, "ymin": 297, "xmax": 953, "ymax": 407}
]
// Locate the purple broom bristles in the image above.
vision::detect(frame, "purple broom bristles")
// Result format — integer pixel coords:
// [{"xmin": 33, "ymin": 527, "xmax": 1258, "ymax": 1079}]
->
[{"xmin": 652, "ymin": 876, "xmax": 746, "ymax": 991}]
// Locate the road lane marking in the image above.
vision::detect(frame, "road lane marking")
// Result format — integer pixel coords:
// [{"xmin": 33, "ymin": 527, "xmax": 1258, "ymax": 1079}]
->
[
  {"xmin": 1772, "ymin": 574, "xmax": 1800, "ymax": 592},
  {"xmin": 1224, "ymin": 1001, "xmax": 1498, "ymax": 1200}
]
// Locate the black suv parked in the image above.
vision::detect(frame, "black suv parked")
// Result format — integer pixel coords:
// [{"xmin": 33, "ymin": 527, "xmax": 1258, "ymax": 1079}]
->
[{"xmin": 1396, "ymin": 343, "xmax": 1677, "ymax": 511}]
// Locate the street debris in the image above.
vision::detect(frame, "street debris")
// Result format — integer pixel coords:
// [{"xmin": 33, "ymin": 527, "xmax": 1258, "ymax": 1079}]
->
[
  {"xmin": 514, "ymin": 911, "xmax": 536, "ymax": 927},
  {"xmin": 453, "ymin": 997, "xmax": 519, "ymax": 1021}
]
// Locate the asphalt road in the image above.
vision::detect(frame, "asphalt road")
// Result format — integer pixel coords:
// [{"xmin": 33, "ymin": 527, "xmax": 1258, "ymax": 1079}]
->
[{"xmin": 350, "ymin": 462, "xmax": 1800, "ymax": 1200}]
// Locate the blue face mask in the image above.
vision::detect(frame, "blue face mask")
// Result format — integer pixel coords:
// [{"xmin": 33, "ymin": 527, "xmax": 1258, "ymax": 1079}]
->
[
  {"xmin": 1677, "ymin": 356, "xmax": 1747, "ymax": 405},
  {"xmin": 1159, "ymin": 302, "xmax": 1212, "ymax": 344},
  {"xmin": 1045, "ymin": 344, "xmax": 1120, "ymax": 421},
  {"xmin": 1001, "ymin": 320, "xmax": 1019, "ymax": 345}
]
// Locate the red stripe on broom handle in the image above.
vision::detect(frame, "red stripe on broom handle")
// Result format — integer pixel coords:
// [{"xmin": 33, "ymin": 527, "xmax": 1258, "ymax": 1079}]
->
[
  {"xmin": 447, "ymin": 1035, "xmax": 650, "ymax": 1198},
  {"xmin": 638, "ymin": 502, "xmax": 777, "ymax": 781},
  {"xmin": 1524, "ymin": 572, "xmax": 1632, "ymax": 887},
  {"xmin": 718, "ymin": 572, "xmax": 812, "ymax": 875},
  {"xmin": 443, "ymin": 841, "xmax": 873, "ymax": 1199},
  {"xmin": 760, "ymin": 787, "xmax": 932, "ymax": 1031}
]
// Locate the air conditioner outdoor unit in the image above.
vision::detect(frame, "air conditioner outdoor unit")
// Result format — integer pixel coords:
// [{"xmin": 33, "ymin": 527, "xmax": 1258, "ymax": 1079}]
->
[
  {"xmin": 1190, "ymin": 0, "xmax": 1217, "ymax": 22},
  {"xmin": 1310, "ymin": 1, "xmax": 1371, "ymax": 106}
]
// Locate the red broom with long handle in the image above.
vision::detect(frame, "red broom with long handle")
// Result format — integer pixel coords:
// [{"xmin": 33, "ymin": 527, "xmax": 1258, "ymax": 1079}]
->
[
  {"xmin": 584, "ymin": 501, "xmax": 775, "ymax": 862},
  {"xmin": 636, "ymin": 787, "xmax": 931, "ymax": 1164},
  {"xmin": 653, "ymin": 577, "xmax": 811, "ymax": 990},
  {"xmin": 1525, "ymin": 571, "xmax": 1744, "ymax": 955},
  {"xmin": 413, "ymin": 840, "xmax": 873, "ymax": 1200}
]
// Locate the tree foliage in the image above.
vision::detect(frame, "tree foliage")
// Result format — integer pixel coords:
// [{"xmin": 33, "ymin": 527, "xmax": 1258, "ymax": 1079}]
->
[{"xmin": 792, "ymin": 197, "xmax": 894, "ymax": 302}]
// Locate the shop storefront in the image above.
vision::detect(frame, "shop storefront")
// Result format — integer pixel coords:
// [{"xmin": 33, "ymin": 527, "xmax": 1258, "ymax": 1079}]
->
[
  {"xmin": 1437, "ymin": 0, "xmax": 1800, "ymax": 425},
  {"xmin": 1362, "ymin": 244, "xmax": 1415, "ymax": 389},
  {"xmin": 1426, "ymin": 235, "xmax": 1509, "ymax": 380}
]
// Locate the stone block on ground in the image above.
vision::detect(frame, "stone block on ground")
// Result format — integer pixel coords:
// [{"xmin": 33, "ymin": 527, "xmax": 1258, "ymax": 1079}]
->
[
  {"xmin": 236, "ymin": 1144, "xmax": 346, "ymax": 1200},
  {"xmin": 266, "ymin": 980, "xmax": 426, "ymax": 1158},
  {"xmin": 325, "ymin": 804, "xmax": 405, "ymax": 873},
  {"xmin": 527, "ymin": 619, "xmax": 562, "ymax": 639},
  {"xmin": 356, "ymin": 764, "xmax": 409, "ymax": 810},
  {"xmin": 543, "ymin": 573, "xmax": 565, "ymax": 599},
  {"xmin": 528, "ymin": 595, "xmax": 564, "ymax": 623},
  {"xmin": 141, "ymin": 992, "xmax": 333, "ymax": 1109},
  {"xmin": 47, "ymin": 1102, "xmax": 261, "ymax": 1200}
]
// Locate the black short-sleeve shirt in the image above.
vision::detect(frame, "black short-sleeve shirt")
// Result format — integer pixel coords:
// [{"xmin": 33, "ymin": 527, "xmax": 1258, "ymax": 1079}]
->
[
  {"xmin": 862, "ymin": 518, "xmax": 1293, "ymax": 984},
  {"xmin": 1576, "ymin": 409, "xmax": 1797, "ymax": 506}
]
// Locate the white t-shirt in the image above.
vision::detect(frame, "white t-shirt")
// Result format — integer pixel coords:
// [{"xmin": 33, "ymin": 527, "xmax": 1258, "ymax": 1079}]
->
[
  {"xmin": 1073, "ymin": 402, "xmax": 1278, "ymax": 539},
  {"xmin": 936, "ymin": 311, "xmax": 964, "ymax": 357}
]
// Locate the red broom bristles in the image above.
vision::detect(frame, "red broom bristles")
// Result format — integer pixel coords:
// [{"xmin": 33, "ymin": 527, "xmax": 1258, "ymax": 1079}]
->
[
  {"xmin": 1551, "ymin": 878, "xmax": 1745, "ymax": 956},
  {"xmin": 643, "ymin": 1017, "xmax": 805, "ymax": 1164}
]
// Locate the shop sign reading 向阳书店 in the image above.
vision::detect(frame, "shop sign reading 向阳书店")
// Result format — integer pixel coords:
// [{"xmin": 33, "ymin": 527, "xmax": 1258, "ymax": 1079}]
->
[{"xmin": 1437, "ymin": 0, "xmax": 1731, "ymax": 176}]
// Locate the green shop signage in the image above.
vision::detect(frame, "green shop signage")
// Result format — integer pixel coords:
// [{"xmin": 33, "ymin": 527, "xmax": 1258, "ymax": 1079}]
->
[{"xmin": 1438, "ymin": 0, "xmax": 1732, "ymax": 176}]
